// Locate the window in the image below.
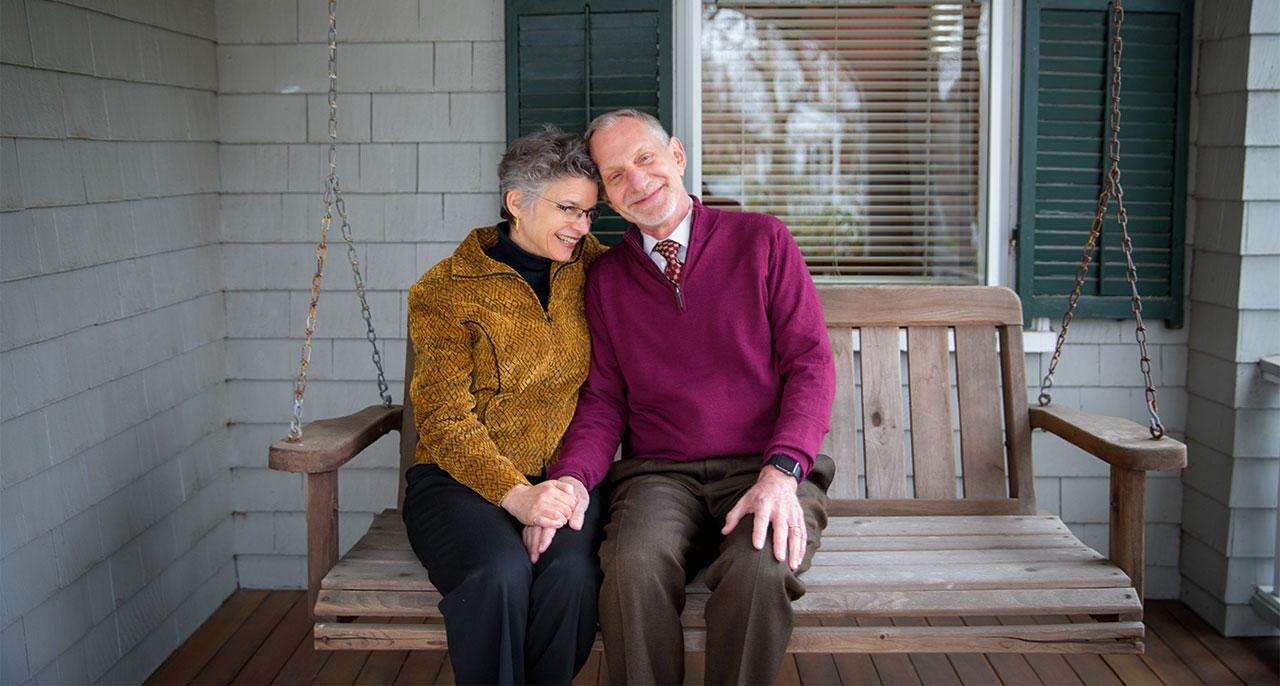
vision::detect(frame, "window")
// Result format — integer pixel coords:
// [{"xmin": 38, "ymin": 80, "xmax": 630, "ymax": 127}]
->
[
  {"xmin": 1018, "ymin": 0, "xmax": 1190, "ymax": 325},
  {"xmin": 698, "ymin": 1, "xmax": 989, "ymax": 283}
]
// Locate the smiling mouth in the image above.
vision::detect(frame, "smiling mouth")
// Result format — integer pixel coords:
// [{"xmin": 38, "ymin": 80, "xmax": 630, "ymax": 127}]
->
[
  {"xmin": 555, "ymin": 233, "xmax": 581, "ymax": 246},
  {"xmin": 631, "ymin": 185, "xmax": 664, "ymax": 208}
]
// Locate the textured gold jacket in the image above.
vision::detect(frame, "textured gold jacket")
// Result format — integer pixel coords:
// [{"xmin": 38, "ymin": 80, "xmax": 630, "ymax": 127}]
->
[{"xmin": 407, "ymin": 226, "xmax": 606, "ymax": 505}]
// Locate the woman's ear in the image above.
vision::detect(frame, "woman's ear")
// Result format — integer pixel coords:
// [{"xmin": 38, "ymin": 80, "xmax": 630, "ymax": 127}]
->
[{"xmin": 505, "ymin": 190, "xmax": 525, "ymax": 223}]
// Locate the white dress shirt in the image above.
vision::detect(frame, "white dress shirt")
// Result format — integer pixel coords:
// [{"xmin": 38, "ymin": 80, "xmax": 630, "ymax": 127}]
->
[{"xmin": 641, "ymin": 204, "xmax": 693, "ymax": 273}]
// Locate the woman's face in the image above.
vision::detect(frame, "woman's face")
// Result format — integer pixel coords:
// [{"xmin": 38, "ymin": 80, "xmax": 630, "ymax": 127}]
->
[{"xmin": 507, "ymin": 176, "xmax": 598, "ymax": 262}]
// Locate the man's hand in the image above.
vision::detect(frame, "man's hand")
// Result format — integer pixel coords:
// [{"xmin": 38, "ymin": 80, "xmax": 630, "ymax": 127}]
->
[
  {"xmin": 721, "ymin": 467, "xmax": 807, "ymax": 570},
  {"xmin": 557, "ymin": 476, "xmax": 590, "ymax": 530},
  {"xmin": 522, "ymin": 525, "xmax": 557, "ymax": 563},
  {"xmin": 500, "ymin": 480, "xmax": 576, "ymax": 527}
]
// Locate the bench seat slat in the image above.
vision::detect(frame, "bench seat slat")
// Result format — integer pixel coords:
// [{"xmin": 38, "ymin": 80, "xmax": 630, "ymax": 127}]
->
[
  {"xmin": 315, "ymin": 587, "xmax": 1142, "ymax": 620},
  {"xmin": 344, "ymin": 545, "xmax": 1103, "ymax": 567},
  {"xmin": 324, "ymin": 558, "xmax": 1130, "ymax": 592},
  {"xmin": 363, "ymin": 512, "xmax": 1072, "ymax": 538},
  {"xmin": 351, "ymin": 530, "xmax": 1085, "ymax": 553},
  {"xmin": 314, "ymin": 621, "xmax": 1144, "ymax": 654}
]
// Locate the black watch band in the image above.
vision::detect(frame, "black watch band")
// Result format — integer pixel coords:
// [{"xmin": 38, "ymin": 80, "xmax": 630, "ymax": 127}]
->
[{"xmin": 765, "ymin": 454, "xmax": 803, "ymax": 482}]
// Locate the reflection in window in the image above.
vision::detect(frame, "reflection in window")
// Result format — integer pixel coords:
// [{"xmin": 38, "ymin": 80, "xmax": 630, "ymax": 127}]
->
[{"xmin": 701, "ymin": 2, "xmax": 986, "ymax": 282}]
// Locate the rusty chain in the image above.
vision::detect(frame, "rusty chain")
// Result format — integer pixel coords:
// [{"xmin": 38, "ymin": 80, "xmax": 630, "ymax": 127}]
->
[
  {"xmin": 1037, "ymin": 0, "xmax": 1165, "ymax": 439},
  {"xmin": 289, "ymin": 0, "xmax": 392, "ymax": 442}
]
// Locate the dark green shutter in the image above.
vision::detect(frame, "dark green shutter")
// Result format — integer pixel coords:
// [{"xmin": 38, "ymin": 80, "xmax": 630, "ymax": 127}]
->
[
  {"xmin": 505, "ymin": 0, "xmax": 673, "ymax": 244},
  {"xmin": 1018, "ymin": 0, "xmax": 1191, "ymax": 326}
]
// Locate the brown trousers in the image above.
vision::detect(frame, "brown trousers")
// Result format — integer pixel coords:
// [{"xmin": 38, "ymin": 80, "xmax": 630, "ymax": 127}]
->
[{"xmin": 598, "ymin": 455, "xmax": 835, "ymax": 685}]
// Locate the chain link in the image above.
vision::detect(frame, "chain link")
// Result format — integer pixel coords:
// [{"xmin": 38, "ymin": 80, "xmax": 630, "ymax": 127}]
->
[
  {"xmin": 1037, "ymin": 0, "xmax": 1165, "ymax": 439},
  {"xmin": 288, "ymin": 0, "xmax": 393, "ymax": 442}
]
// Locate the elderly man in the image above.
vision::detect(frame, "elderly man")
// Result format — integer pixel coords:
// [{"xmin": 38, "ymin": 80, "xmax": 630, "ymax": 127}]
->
[{"xmin": 542, "ymin": 109, "xmax": 836, "ymax": 685}]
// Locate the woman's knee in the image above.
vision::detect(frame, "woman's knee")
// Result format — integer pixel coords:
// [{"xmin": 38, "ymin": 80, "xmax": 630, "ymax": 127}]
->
[
  {"xmin": 466, "ymin": 549, "xmax": 534, "ymax": 596},
  {"xmin": 538, "ymin": 550, "xmax": 602, "ymax": 592}
]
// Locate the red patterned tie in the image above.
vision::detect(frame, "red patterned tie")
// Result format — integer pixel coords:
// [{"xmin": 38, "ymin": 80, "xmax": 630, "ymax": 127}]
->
[{"xmin": 653, "ymin": 239, "xmax": 684, "ymax": 287}]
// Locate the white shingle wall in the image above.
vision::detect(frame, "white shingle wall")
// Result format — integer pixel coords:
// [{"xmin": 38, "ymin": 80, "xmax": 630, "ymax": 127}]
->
[
  {"xmin": 219, "ymin": 0, "xmax": 507, "ymax": 589},
  {"xmin": 0, "ymin": 1, "xmax": 232, "ymax": 684},
  {"xmin": 1179, "ymin": 0, "xmax": 1280, "ymax": 637}
]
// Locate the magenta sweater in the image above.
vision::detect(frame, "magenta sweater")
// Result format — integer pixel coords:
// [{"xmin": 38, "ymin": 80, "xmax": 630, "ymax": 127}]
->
[{"xmin": 547, "ymin": 196, "xmax": 835, "ymax": 490}]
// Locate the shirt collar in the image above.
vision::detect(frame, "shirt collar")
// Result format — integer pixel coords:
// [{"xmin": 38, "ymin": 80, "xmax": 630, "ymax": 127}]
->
[{"xmin": 641, "ymin": 203, "xmax": 694, "ymax": 255}]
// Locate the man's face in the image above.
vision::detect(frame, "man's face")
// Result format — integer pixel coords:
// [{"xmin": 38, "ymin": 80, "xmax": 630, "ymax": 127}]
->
[{"xmin": 590, "ymin": 117, "xmax": 688, "ymax": 232}]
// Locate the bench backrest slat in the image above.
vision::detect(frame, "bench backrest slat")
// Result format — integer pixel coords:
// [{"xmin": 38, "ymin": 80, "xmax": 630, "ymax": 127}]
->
[
  {"xmin": 906, "ymin": 326, "xmax": 956, "ymax": 499},
  {"xmin": 954, "ymin": 325, "xmax": 1008, "ymax": 499},
  {"xmin": 826, "ymin": 329, "xmax": 860, "ymax": 500},
  {"xmin": 859, "ymin": 326, "xmax": 908, "ymax": 499}
]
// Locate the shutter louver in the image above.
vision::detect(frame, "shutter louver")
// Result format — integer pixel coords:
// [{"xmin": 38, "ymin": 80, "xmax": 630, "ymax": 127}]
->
[
  {"xmin": 1018, "ymin": 0, "xmax": 1190, "ymax": 325},
  {"xmin": 700, "ymin": 1, "xmax": 986, "ymax": 282}
]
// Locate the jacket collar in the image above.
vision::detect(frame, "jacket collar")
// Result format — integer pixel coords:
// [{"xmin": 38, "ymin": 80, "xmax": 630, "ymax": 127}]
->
[
  {"xmin": 623, "ymin": 195, "xmax": 715, "ymax": 271},
  {"xmin": 450, "ymin": 226, "xmax": 512, "ymax": 278},
  {"xmin": 450, "ymin": 225, "xmax": 585, "ymax": 279}
]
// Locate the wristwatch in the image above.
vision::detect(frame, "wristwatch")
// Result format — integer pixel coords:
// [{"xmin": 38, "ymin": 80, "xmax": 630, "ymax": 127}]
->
[{"xmin": 765, "ymin": 454, "xmax": 803, "ymax": 483}]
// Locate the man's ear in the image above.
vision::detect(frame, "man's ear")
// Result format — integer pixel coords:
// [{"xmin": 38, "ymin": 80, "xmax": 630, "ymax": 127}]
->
[{"xmin": 669, "ymin": 136, "xmax": 688, "ymax": 175}]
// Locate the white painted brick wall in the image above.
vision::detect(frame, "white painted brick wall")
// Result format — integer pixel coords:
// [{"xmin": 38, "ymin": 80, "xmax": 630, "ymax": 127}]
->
[{"xmin": 0, "ymin": 1, "xmax": 232, "ymax": 683}]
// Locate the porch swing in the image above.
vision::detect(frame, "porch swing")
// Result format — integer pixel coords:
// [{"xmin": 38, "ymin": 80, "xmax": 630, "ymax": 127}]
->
[{"xmin": 269, "ymin": 0, "xmax": 1185, "ymax": 656}]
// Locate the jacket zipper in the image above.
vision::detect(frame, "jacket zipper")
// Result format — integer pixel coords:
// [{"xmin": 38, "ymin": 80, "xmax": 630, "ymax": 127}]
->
[{"xmin": 625, "ymin": 232, "xmax": 686, "ymax": 312}]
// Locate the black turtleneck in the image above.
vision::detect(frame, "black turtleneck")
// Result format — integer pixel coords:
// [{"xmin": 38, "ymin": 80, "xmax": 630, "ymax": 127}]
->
[{"xmin": 486, "ymin": 221, "xmax": 552, "ymax": 309}]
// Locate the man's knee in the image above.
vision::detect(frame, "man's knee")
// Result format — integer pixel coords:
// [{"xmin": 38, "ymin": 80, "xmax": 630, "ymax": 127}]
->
[
  {"xmin": 706, "ymin": 525, "xmax": 801, "ymax": 601},
  {"xmin": 603, "ymin": 540, "xmax": 683, "ymax": 592}
]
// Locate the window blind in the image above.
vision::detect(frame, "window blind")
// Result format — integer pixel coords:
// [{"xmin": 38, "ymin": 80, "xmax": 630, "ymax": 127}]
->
[{"xmin": 701, "ymin": 1, "xmax": 986, "ymax": 282}]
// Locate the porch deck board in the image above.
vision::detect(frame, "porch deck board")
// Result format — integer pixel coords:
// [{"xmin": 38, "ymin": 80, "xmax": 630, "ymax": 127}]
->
[{"xmin": 145, "ymin": 590, "xmax": 1280, "ymax": 685}]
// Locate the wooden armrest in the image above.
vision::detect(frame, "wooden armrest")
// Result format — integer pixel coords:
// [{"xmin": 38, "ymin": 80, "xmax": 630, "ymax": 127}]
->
[
  {"xmin": 269, "ymin": 404, "xmax": 403, "ymax": 473},
  {"xmin": 1029, "ymin": 404, "xmax": 1186, "ymax": 471}
]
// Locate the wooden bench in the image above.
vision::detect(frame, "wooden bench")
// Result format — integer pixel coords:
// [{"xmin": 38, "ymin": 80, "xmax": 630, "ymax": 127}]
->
[{"xmin": 269, "ymin": 286, "xmax": 1186, "ymax": 655}]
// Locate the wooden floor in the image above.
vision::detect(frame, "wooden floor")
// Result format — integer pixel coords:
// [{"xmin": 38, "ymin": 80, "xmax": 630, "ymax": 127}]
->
[{"xmin": 146, "ymin": 590, "xmax": 1278, "ymax": 685}]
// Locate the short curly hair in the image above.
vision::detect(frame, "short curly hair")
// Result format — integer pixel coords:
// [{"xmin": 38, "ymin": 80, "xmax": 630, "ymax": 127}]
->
[{"xmin": 498, "ymin": 125, "xmax": 598, "ymax": 220}]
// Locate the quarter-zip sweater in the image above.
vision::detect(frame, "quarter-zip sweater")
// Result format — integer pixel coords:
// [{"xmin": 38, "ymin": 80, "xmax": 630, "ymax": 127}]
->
[
  {"xmin": 408, "ymin": 225, "xmax": 605, "ymax": 505},
  {"xmin": 547, "ymin": 196, "xmax": 835, "ymax": 491}
]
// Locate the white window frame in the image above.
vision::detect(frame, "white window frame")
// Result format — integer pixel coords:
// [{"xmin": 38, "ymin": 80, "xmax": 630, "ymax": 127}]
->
[
  {"xmin": 673, "ymin": 0, "xmax": 1021, "ymax": 290},
  {"xmin": 672, "ymin": 0, "xmax": 1055, "ymax": 350}
]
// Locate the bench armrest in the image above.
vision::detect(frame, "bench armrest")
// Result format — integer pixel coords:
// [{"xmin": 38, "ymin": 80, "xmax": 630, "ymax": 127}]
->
[
  {"xmin": 269, "ymin": 404, "xmax": 403, "ymax": 473},
  {"xmin": 1029, "ymin": 404, "xmax": 1186, "ymax": 471}
]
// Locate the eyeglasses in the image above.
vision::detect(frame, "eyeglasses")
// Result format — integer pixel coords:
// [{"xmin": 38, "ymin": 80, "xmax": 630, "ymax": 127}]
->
[{"xmin": 538, "ymin": 196, "xmax": 600, "ymax": 224}]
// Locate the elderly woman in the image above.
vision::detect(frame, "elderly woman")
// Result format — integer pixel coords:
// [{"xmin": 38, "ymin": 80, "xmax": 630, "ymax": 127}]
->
[{"xmin": 402, "ymin": 127, "xmax": 606, "ymax": 685}]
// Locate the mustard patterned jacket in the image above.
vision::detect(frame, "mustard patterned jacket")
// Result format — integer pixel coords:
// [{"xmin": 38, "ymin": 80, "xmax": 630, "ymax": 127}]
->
[{"xmin": 407, "ymin": 225, "xmax": 606, "ymax": 505}]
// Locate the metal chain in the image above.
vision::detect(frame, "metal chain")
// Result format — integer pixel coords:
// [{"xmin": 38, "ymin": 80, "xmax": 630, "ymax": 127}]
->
[
  {"xmin": 288, "ymin": 0, "xmax": 392, "ymax": 442},
  {"xmin": 1037, "ymin": 0, "xmax": 1165, "ymax": 439}
]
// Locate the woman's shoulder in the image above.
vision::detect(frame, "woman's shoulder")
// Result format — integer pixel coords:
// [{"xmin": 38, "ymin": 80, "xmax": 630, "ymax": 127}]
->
[{"xmin": 578, "ymin": 233, "xmax": 609, "ymax": 267}]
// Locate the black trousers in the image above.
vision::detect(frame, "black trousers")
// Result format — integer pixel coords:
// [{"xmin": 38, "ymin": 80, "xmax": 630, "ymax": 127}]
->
[{"xmin": 402, "ymin": 464, "xmax": 603, "ymax": 685}]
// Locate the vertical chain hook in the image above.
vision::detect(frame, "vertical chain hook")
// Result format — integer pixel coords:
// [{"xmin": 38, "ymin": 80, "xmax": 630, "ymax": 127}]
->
[
  {"xmin": 1035, "ymin": 0, "xmax": 1165, "ymax": 439},
  {"xmin": 288, "ymin": 0, "xmax": 393, "ymax": 442}
]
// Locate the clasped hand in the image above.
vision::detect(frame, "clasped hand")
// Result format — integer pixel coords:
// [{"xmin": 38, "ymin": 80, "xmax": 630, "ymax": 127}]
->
[{"xmin": 501, "ymin": 477, "xmax": 589, "ymax": 563}]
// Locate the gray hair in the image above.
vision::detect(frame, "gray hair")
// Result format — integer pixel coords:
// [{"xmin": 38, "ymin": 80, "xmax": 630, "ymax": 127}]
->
[
  {"xmin": 584, "ymin": 109, "xmax": 670, "ymax": 150},
  {"xmin": 498, "ymin": 125, "xmax": 598, "ymax": 220}
]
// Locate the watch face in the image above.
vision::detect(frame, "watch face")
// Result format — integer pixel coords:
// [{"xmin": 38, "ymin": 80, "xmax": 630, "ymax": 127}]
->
[{"xmin": 768, "ymin": 456, "xmax": 802, "ymax": 479}]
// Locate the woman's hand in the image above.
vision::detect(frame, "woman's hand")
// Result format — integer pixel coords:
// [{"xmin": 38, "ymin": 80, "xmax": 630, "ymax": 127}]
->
[
  {"xmin": 522, "ymin": 525, "xmax": 557, "ymax": 563},
  {"xmin": 500, "ymin": 480, "xmax": 577, "ymax": 527}
]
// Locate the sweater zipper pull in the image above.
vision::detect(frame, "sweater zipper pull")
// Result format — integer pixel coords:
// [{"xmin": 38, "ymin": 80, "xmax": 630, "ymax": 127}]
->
[{"xmin": 675, "ymin": 285, "xmax": 685, "ymax": 311}]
